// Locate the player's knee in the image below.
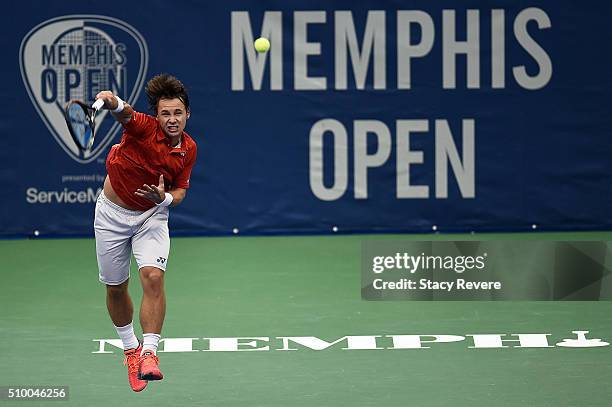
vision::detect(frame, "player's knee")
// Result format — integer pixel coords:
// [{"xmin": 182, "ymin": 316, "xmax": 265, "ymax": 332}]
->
[
  {"xmin": 140, "ymin": 267, "xmax": 164, "ymax": 290},
  {"xmin": 106, "ymin": 280, "xmax": 129, "ymax": 299}
]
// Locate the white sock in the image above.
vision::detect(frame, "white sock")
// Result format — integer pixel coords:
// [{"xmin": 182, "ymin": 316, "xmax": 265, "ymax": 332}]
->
[
  {"xmin": 141, "ymin": 333, "xmax": 161, "ymax": 355},
  {"xmin": 114, "ymin": 322, "xmax": 139, "ymax": 350}
]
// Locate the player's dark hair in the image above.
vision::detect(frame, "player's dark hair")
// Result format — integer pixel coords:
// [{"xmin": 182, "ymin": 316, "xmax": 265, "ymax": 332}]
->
[{"xmin": 145, "ymin": 74, "xmax": 190, "ymax": 113}]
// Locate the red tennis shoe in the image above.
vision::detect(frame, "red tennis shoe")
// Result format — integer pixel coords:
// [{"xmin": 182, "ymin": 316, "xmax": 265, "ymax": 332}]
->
[
  {"xmin": 138, "ymin": 351, "xmax": 163, "ymax": 381},
  {"xmin": 123, "ymin": 343, "xmax": 147, "ymax": 392}
]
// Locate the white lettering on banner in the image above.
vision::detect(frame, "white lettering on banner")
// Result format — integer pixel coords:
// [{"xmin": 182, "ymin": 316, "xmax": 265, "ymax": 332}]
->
[
  {"xmin": 354, "ymin": 120, "xmax": 392, "ymax": 199},
  {"xmin": 231, "ymin": 11, "xmax": 282, "ymax": 90},
  {"xmin": 435, "ymin": 120, "xmax": 475, "ymax": 198},
  {"xmin": 231, "ymin": 8, "xmax": 552, "ymax": 91},
  {"xmin": 335, "ymin": 11, "xmax": 386, "ymax": 90},
  {"xmin": 294, "ymin": 11, "xmax": 327, "ymax": 90},
  {"xmin": 309, "ymin": 119, "xmax": 348, "ymax": 201},
  {"xmin": 491, "ymin": 9, "xmax": 505, "ymax": 88},
  {"xmin": 397, "ymin": 11, "xmax": 434, "ymax": 89},
  {"xmin": 396, "ymin": 120, "xmax": 429, "ymax": 199},
  {"xmin": 443, "ymin": 10, "xmax": 480, "ymax": 89},
  {"xmin": 26, "ymin": 187, "xmax": 102, "ymax": 204},
  {"xmin": 92, "ymin": 331, "xmax": 610, "ymax": 353},
  {"xmin": 513, "ymin": 7, "xmax": 553, "ymax": 90},
  {"xmin": 309, "ymin": 119, "xmax": 475, "ymax": 200}
]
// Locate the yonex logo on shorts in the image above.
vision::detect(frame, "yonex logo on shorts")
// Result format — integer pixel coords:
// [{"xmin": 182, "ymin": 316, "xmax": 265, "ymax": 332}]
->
[
  {"xmin": 19, "ymin": 15, "xmax": 149, "ymax": 163},
  {"xmin": 156, "ymin": 257, "xmax": 167, "ymax": 264}
]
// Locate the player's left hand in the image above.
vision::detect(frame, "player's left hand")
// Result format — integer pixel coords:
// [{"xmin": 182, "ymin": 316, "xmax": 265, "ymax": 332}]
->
[{"xmin": 135, "ymin": 174, "xmax": 166, "ymax": 204}]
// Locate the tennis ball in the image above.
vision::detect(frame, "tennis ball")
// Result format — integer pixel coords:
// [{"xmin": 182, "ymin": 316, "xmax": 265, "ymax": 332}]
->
[{"xmin": 254, "ymin": 37, "xmax": 270, "ymax": 53}]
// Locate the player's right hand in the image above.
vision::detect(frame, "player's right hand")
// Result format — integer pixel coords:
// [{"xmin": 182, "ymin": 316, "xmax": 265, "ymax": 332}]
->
[{"xmin": 95, "ymin": 91, "xmax": 119, "ymax": 110}]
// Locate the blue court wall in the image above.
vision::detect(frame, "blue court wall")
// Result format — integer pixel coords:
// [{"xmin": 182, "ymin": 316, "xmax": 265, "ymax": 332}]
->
[{"xmin": 2, "ymin": 1, "xmax": 611, "ymax": 237}]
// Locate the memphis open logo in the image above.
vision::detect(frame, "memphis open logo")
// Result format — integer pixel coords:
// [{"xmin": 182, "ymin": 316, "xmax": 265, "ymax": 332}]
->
[{"xmin": 19, "ymin": 15, "xmax": 148, "ymax": 163}]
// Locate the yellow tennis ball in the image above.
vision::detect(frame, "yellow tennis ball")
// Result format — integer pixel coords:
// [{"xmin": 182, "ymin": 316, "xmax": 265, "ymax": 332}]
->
[{"xmin": 254, "ymin": 37, "xmax": 270, "ymax": 53}]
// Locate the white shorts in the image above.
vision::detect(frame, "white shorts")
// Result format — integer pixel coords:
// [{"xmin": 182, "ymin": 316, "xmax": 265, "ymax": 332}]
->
[{"xmin": 94, "ymin": 192, "xmax": 170, "ymax": 285}]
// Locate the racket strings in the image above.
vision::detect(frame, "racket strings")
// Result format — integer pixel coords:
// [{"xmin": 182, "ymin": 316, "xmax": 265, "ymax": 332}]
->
[{"xmin": 66, "ymin": 102, "xmax": 95, "ymax": 150}]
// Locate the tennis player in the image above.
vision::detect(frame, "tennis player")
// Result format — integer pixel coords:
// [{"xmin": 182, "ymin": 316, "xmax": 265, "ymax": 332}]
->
[{"xmin": 94, "ymin": 74, "xmax": 197, "ymax": 392}]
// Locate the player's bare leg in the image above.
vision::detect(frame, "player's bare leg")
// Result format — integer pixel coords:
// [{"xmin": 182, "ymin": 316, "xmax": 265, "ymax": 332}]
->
[
  {"xmin": 106, "ymin": 280, "xmax": 134, "ymax": 327},
  {"xmin": 138, "ymin": 266, "xmax": 165, "ymax": 380},
  {"xmin": 106, "ymin": 280, "xmax": 147, "ymax": 392}
]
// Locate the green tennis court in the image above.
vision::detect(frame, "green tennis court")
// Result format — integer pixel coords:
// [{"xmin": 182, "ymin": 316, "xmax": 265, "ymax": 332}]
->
[{"xmin": 2, "ymin": 232, "xmax": 612, "ymax": 406}]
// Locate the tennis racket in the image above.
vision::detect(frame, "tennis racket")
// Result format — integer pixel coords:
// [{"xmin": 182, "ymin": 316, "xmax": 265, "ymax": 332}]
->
[{"xmin": 64, "ymin": 99, "xmax": 105, "ymax": 152}]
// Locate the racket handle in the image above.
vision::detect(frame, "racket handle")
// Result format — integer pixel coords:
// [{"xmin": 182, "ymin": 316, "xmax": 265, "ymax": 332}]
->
[{"xmin": 92, "ymin": 99, "xmax": 105, "ymax": 111}]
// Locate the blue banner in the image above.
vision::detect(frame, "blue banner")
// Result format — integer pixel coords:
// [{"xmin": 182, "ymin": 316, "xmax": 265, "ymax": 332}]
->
[{"xmin": 2, "ymin": 1, "xmax": 611, "ymax": 237}]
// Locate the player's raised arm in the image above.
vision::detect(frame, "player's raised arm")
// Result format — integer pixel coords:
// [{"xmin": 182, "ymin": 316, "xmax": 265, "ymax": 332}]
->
[{"xmin": 95, "ymin": 90, "xmax": 134, "ymax": 124}]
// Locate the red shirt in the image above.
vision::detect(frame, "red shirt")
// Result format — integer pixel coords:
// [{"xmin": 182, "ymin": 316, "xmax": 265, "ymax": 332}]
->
[{"xmin": 106, "ymin": 111, "xmax": 197, "ymax": 210}]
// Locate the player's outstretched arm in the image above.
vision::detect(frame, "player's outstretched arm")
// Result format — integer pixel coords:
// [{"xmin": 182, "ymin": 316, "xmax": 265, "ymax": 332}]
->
[
  {"xmin": 134, "ymin": 175, "xmax": 188, "ymax": 207},
  {"xmin": 95, "ymin": 90, "xmax": 134, "ymax": 124}
]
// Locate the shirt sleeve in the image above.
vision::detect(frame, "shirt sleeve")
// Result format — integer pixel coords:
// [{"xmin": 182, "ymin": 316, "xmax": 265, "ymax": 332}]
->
[
  {"xmin": 173, "ymin": 144, "xmax": 197, "ymax": 189},
  {"xmin": 122, "ymin": 111, "xmax": 157, "ymax": 138}
]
